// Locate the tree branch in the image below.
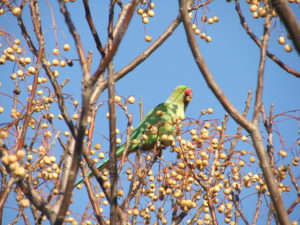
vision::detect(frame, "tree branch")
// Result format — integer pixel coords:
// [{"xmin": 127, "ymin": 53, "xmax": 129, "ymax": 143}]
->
[
  {"xmin": 83, "ymin": 0, "xmax": 106, "ymax": 57},
  {"xmin": 89, "ymin": 0, "xmax": 139, "ymax": 86},
  {"xmin": 179, "ymin": 0, "xmax": 291, "ymax": 224},
  {"xmin": 107, "ymin": 61, "xmax": 119, "ymax": 224},
  {"xmin": 253, "ymin": 13, "xmax": 271, "ymax": 125},
  {"xmin": 270, "ymin": 0, "xmax": 300, "ymax": 55},
  {"xmin": 234, "ymin": 0, "xmax": 300, "ymax": 78}
]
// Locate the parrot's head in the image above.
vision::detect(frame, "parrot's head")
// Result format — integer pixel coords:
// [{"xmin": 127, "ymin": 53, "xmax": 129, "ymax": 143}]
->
[
  {"xmin": 168, "ymin": 85, "xmax": 192, "ymax": 109},
  {"xmin": 184, "ymin": 88, "xmax": 193, "ymax": 103}
]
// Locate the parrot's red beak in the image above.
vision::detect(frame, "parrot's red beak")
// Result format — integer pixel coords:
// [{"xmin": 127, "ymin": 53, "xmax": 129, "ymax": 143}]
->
[{"xmin": 184, "ymin": 89, "xmax": 192, "ymax": 103}]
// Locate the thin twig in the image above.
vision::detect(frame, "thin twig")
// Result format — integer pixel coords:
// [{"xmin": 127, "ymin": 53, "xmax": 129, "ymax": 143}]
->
[
  {"xmin": 252, "ymin": 192, "xmax": 263, "ymax": 225},
  {"xmin": 82, "ymin": 166, "xmax": 105, "ymax": 225},
  {"xmin": 83, "ymin": 0, "xmax": 105, "ymax": 56},
  {"xmin": 232, "ymin": 192, "xmax": 250, "ymax": 225},
  {"xmin": 253, "ymin": 13, "xmax": 272, "ymax": 125},
  {"xmin": 17, "ymin": 46, "xmax": 43, "ymax": 151}
]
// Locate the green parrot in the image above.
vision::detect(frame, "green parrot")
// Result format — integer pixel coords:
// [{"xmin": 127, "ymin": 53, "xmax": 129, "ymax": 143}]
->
[{"xmin": 74, "ymin": 85, "xmax": 192, "ymax": 187}]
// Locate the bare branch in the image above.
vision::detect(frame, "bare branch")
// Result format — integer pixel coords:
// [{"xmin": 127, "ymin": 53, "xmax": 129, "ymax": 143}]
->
[
  {"xmin": 58, "ymin": 0, "xmax": 89, "ymax": 81},
  {"xmin": 17, "ymin": 46, "xmax": 43, "ymax": 151},
  {"xmin": 0, "ymin": 177, "xmax": 17, "ymax": 219},
  {"xmin": 253, "ymin": 13, "xmax": 272, "ymax": 124},
  {"xmin": 252, "ymin": 193, "xmax": 263, "ymax": 225},
  {"xmin": 107, "ymin": 61, "xmax": 118, "ymax": 224},
  {"xmin": 82, "ymin": 166, "xmax": 105, "ymax": 225},
  {"xmin": 232, "ymin": 192, "xmax": 250, "ymax": 225},
  {"xmin": 89, "ymin": 0, "xmax": 139, "ymax": 85},
  {"xmin": 234, "ymin": 0, "xmax": 300, "ymax": 78},
  {"xmin": 270, "ymin": 0, "xmax": 300, "ymax": 55},
  {"xmin": 114, "ymin": 13, "xmax": 182, "ymax": 81},
  {"xmin": 18, "ymin": 180, "xmax": 55, "ymax": 223},
  {"xmin": 53, "ymin": 1, "xmax": 94, "ymax": 223},
  {"xmin": 83, "ymin": 0, "xmax": 106, "ymax": 57}
]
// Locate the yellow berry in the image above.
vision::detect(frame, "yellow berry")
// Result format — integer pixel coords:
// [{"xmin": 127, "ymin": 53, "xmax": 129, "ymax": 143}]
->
[
  {"xmin": 63, "ymin": 44, "xmax": 71, "ymax": 51},
  {"xmin": 94, "ymin": 143, "xmax": 101, "ymax": 150},
  {"xmin": 16, "ymin": 48, "xmax": 22, "ymax": 54},
  {"xmin": 137, "ymin": 8, "xmax": 143, "ymax": 15},
  {"xmin": 142, "ymin": 17, "xmax": 149, "ymax": 24},
  {"xmin": 12, "ymin": 7, "xmax": 22, "ymax": 16},
  {"xmin": 37, "ymin": 90, "xmax": 43, "ymax": 95},
  {"xmin": 278, "ymin": 36, "xmax": 285, "ymax": 45},
  {"xmin": 249, "ymin": 156, "xmax": 256, "ymax": 163},
  {"xmin": 73, "ymin": 100, "xmax": 79, "ymax": 106},
  {"xmin": 207, "ymin": 18, "xmax": 214, "ymax": 24},
  {"xmin": 284, "ymin": 44, "xmax": 292, "ymax": 52},
  {"xmin": 17, "ymin": 70, "xmax": 24, "ymax": 77},
  {"xmin": 52, "ymin": 59, "xmax": 59, "ymax": 66},
  {"xmin": 194, "ymin": 29, "xmax": 200, "ymax": 35},
  {"xmin": 27, "ymin": 154, "xmax": 33, "ymax": 160},
  {"xmin": 14, "ymin": 166, "xmax": 26, "ymax": 176},
  {"xmin": 53, "ymin": 48, "xmax": 60, "ymax": 55},
  {"xmin": 132, "ymin": 208, "xmax": 139, "ymax": 216},
  {"xmin": 98, "ymin": 152, "xmax": 105, "ymax": 159},
  {"xmin": 53, "ymin": 70, "xmax": 59, "ymax": 78},
  {"xmin": 250, "ymin": 4, "xmax": 258, "ymax": 12},
  {"xmin": 239, "ymin": 160, "xmax": 245, "ymax": 167},
  {"xmin": 8, "ymin": 154, "xmax": 17, "ymax": 163},
  {"xmin": 16, "ymin": 150, "xmax": 25, "ymax": 159},
  {"xmin": 0, "ymin": 130, "xmax": 8, "ymax": 139},
  {"xmin": 19, "ymin": 198, "xmax": 29, "ymax": 208},
  {"xmin": 207, "ymin": 108, "xmax": 213, "ymax": 114},
  {"xmin": 127, "ymin": 96, "xmax": 135, "ymax": 104},
  {"xmin": 199, "ymin": 33, "xmax": 206, "ymax": 40},
  {"xmin": 147, "ymin": 10, "xmax": 155, "ymax": 17},
  {"xmin": 25, "ymin": 57, "xmax": 32, "ymax": 64},
  {"xmin": 278, "ymin": 149, "xmax": 287, "ymax": 157},
  {"xmin": 205, "ymin": 36, "xmax": 212, "ymax": 43},
  {"xmin": 149, "ymin": 2, "xmax": 155, "ymax": 9},
  {"xmin": 114, "ymin": 96, "xmax": 121, "ymax": 103},
  {"xmin": 103, "ymin": 181, "xmax": 111, "ymax": 189},
  {"xmin": 143, "ymin": 34, "xmax": 153, "ymax": 43},
  {"xmin": 213, "ymin": 16, "xmax": 219, "ymax": 22},
  {"xmin": 241, "ymin": 136, "xmax": 247, "ymax": 142},
  {"xmin": 117, "ymin": 189, "xmax": 124, "ymax": 196},
  {"xmin": 60, "ymin": 60, "xmax": 66, "ymax": 67},
  {"xmin": 27, "ymin": 66, "xmax": 36, "ymax": 74}
]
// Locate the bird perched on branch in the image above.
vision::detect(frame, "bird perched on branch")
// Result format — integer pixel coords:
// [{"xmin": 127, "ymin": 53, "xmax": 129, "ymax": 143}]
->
[{"xmin": 74, "ymin": 85, "xmax": 192, "ymax": 187}]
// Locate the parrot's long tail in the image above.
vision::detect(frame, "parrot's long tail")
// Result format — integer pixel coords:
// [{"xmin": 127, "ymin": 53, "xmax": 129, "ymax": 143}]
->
[{"xmin": 74, "ymin": 144, "xmax": 126, "ymax": 187}]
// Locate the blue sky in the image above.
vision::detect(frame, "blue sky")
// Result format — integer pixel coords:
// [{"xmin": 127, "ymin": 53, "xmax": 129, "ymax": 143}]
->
[{"xmin": 0, "ymin": 0, "xmax": 299, "ymax": 224}]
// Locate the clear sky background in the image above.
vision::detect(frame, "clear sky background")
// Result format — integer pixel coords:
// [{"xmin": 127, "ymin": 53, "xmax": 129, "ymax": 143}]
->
[{"xmin": 0, "ymin": 0, "xmax": 299, "ymax": 224}]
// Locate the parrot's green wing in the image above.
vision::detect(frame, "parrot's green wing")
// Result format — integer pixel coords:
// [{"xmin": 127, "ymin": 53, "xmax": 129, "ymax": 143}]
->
[{"xmin": 74, "ymin": 85, "xmax": 192, "ymax": 187}]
